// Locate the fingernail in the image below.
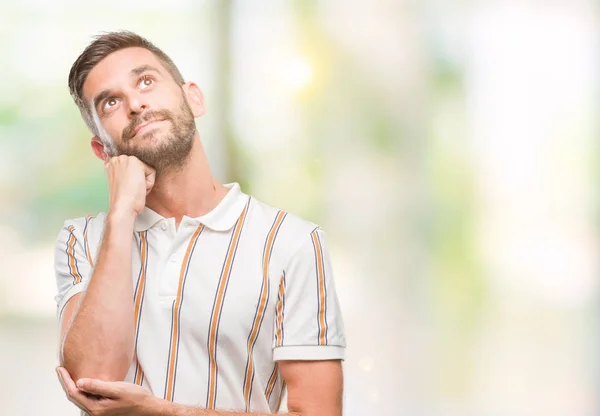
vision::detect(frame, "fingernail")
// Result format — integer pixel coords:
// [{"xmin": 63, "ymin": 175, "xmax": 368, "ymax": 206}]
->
[{"xmin": 77, "ymin": 379, "xmax": 84, "ymax": 388}]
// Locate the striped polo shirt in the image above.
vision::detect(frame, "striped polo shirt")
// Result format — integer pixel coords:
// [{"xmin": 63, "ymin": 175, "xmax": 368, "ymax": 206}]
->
[{"xmin": 54, "ymin": 182, "xmax": 345, "ymax": 413}]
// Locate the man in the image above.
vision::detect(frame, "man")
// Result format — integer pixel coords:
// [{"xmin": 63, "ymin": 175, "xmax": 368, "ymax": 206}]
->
[{"xmin": 54, "ymin": 31, "xmax": 345, "ymax": 416}]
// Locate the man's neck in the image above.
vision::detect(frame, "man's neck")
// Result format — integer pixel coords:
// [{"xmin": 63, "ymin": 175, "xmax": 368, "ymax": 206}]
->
[{"xmin": 144, "ymin": 136, "xmax": 229, "ymax": 226}]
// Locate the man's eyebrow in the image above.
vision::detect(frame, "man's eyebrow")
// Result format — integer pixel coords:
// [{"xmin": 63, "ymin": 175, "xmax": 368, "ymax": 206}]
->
[
  {"xmin": 91, "ymin": 65, "xmax": 162, "ymax": 111},
  {"xmin": 92, "ymin": 89, "xmax": 112, "ymax": 112},
  {"xmin": 131, "ymin": 64, "xmax": 162, "ymax": 76}
]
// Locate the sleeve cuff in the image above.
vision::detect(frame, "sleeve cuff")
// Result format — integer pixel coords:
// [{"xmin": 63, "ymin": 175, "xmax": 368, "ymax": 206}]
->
[
  {"xmin": 56, "ymin": 282, "xmax": 89, "ymax": 321},
  {"xmin": 273, "ymin": 345, "xmax": 345, "ymax": 361}
]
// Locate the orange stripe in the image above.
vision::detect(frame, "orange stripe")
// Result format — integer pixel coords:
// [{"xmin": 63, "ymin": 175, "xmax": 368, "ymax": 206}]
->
[
  {"xmin": 276, "ymin": 381, "xmax": 286, "ymax": 412},
  {"xmin": 133, "ymin": 231, "xmax": 148, "ymax": 385},
  {"xmin": 243, "ymin": 211, "xmax": 286, "ymax": 410},
  {"xmin": 207, "ymin": 202, "xmax": 249, "ymax": 409},
  {"xmin": 311, "ymin": 231, "xmax": 327, "ymax": 345},
  {"xmin": 134, "ymin": 362, "xmax": 144, "ymax": 386},
  {"xmin": 264, "ymin": 363, "xmax": 279, "ymax": 403},
  {"xmin": 275, "ymin": 273, "xmax": 285, "ymax": 346},
  {"xmin": 84, "ymin": 215, "xmax": 94, "ymax": 267},
  {"xmin": 67, "ymin": 226, "xmax": 82, "ymax": 284},
  {"xmin": 165, "ymin": 224, "xmax": 204, "ymax": 401}
]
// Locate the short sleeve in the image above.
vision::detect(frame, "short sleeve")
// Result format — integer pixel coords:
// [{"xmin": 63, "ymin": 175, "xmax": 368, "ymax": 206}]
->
[
  {"xmin": 272, "ymin": 228, "xmax": 346, "ymax": 361},
  {"xmin": 54, "ymin": 219, "xmax": 93, "ymax": 320}
]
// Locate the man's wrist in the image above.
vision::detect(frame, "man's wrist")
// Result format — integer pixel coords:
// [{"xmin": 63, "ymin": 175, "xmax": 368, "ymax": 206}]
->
[
  {"xmin": 139, "ymin": 398, "xmax": 211, "ymax": 416},
  {"xmin": 106, "ymin": 207, "xmax": 137, "ymax": 227},
  {"xmin": 139, "ymin": 395, "xmax": 175, "ymax": 416}
]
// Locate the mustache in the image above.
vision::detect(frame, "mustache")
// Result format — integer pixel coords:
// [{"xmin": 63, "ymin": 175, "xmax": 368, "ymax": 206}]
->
[{"xmin": 122, "ymin": 109, "xmax": 173, "ymax": 141}]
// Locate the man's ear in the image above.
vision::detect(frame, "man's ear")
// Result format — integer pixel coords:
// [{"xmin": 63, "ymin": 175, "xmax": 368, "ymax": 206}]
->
[
  {"xmin": 90, "ymin": 136, "xmax": 109, "ymax": 162},
  {"xmin": 182, "ymin": 82, "xmax": 205, "ymax": 118}
]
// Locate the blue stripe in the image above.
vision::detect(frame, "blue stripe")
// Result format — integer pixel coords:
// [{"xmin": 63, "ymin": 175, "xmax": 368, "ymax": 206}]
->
[
  {"xmin": 65, "ymin": 232, "xmax": 77, "ymax": 284},
  {"xmin": 243, "ymin": 210, "xmax": 281, "ymax": 408},
  {"xmin": 281, "ymin": 271, "xmax": 286, "ymax": 345},
  {"xmin": 65, "ymin": 228, "xmax": 82, "ymax": 285},
  {"xmin": 206, "ymin": 198, "xmax": 250, "ymax": 408},
  {"xmin": 311, "ymin": 232, "xmax": 322, "ymax": 343},
  {"xmin": 133, "ymin": 233, "xmax": 144, "ymax": 302},
  {"xmin": 82, "ymin": 216, "xmax": 95, "ymax": 263},
  {"xmin": 246, "ymin": 212, "xmax": 286, "ymax": 407},
  {"xmin": 163, "ymin": 299, "xmax": 176, "ymax": 400},
  {"xmin": 316, "ymin": 231, "xmax": 328, "ymax": 344},
  {"xmin": 133, "ymin": 231, "xmax": 149, "ymax": 382},
  {"xmin": 82, "ymin": 217, "xmax": 90, "ymax": 261},
  {"xmin": 172, "ymin": 227, "xmax": 202, "ymax": 401},
  {"xmin": 71, "ymin": 229, "xmax": 84, "ymax": 282},
  {"xmin": 213, "ymin": 199, "xmax": 249, "ymax": 402},
  {"xmin": 265, "ymin": 364, "xmax": 278, "ymax": 403}
]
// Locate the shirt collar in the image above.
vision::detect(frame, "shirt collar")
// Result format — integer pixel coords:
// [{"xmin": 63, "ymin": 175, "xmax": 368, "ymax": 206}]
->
[{"xmin": 134, "ymin": 183, "xmax": 249, "ymax": 232}]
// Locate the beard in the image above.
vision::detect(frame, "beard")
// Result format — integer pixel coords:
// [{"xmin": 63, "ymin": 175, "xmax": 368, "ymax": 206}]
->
[{"xmin": 112, "ymin": 98, "xmax": 196, "ymax": 175}]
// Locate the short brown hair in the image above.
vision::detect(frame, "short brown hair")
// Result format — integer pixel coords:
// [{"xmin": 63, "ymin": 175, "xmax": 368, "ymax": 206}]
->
[{"xmin": 68, "ymin": 30, "xmax": 185, "ymax": 135}]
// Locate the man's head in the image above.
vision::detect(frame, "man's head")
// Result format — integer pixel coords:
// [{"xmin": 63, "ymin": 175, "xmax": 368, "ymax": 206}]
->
[{"xmin": 68, "ymin": 31, "xmax": 204, "ymax": 174}]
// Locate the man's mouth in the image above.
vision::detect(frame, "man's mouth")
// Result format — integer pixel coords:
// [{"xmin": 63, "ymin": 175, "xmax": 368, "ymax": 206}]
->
[{"xmin": 133, "ymin": 119, "xmax": 165, "ymax": 137}]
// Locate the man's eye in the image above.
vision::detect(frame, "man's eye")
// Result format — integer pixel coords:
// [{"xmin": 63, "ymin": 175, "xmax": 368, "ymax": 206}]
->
[
  {"xmin": 139, "ymin": 76, "xmax": 154, "ymax": 89},
  {"xmin": 103, "ymin": 98, "xmax": 119, "ymax": 111}
]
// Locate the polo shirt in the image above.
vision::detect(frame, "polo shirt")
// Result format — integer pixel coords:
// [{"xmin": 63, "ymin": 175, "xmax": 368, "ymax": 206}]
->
[{"xmin": 54, "ymin": 183, "xmax": 346, "ymax": 413}]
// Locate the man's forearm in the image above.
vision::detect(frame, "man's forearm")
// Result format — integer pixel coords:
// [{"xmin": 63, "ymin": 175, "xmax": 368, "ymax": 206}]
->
[
  {"xmin": 145, "ymin": 397, "xmax": 300, "ymax": 416},
  {"xmin": 61, "ymin": 211, "xmax": 137, "ymax": 381}
]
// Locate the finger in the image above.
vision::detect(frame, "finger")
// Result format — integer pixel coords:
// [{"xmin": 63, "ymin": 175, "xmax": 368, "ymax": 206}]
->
[
  {"xmin": 76, "ymin": 378, "xmax": 121, "ymax": 399},
  {"xmin": 56, "ymin": 367, "xmax": 77, "ymax": 392},
  {"xmin": 56, "ymin": 367, "xmax": 94, "ymax": 412},
  {"xmin": 142, "ymin": 162, "xmax": 156, "ymax": 177},
  {"xmin": 146, "ymin": 171, "xmax": 156, "ymax": 195},
  {"xmin": 55, "ymin": 367, "xmax": 70, "ymax": 395}
]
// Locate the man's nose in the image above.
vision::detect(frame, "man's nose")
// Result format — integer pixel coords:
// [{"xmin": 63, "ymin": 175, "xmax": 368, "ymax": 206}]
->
[{"xmin": 127, "ymin": 93, "xmax": 148, "ymax": 117}]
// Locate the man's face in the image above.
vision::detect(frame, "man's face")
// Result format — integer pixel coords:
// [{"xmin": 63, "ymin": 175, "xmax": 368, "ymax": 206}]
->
[{"xmin": 83, "ymin": 47, "xmax": 196, "ymax": 174}]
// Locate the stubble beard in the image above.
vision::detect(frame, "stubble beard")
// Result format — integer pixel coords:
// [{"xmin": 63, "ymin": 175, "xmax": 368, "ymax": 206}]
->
[{"xmin": 112, "ymin": 99, "xmax": 196, "ymax": 176}]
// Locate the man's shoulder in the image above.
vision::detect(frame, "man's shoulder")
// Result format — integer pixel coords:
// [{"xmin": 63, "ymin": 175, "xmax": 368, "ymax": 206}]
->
[
  {"xmin": 247, "ymin": 195, "xmax": 322, "ymax": 240},
  {"xmin": 246, "ymin": 196, "xmax": 331, "ymax": 271},
  {"xmin": 61, "ymin": 212, "xmax": 107, "ymax": 234}
]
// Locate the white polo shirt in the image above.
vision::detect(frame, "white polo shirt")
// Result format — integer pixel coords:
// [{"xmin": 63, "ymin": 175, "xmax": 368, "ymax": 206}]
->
[{"xmin": 54, "ymin": 183, "xmax": 345, "ymax": 413}]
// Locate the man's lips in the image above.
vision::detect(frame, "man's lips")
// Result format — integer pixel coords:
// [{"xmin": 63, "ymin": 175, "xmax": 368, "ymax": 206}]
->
[{"xmin": 133, "ymin": 119, "xmax": 165, "ymax": 137}]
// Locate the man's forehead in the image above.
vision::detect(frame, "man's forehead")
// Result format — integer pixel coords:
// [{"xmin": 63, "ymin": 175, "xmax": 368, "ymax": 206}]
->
[{"xmin": 82, "ymin": 47, "xmax": 165, "ymax": 101}]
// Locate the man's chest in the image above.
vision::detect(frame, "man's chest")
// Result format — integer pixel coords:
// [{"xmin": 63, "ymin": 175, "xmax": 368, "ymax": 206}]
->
[{"xmin": 129, "ymin": 227, "xmax": 283, "ymax": 348}]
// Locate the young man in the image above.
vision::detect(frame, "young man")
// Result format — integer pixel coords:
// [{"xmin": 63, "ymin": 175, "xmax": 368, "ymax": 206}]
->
[{"xmin": 54, "ymin": 31, "xmax": 345, "ymax": 416}]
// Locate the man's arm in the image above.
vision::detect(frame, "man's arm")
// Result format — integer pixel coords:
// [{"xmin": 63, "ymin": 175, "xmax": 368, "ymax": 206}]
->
[
  {"xmin": 60, "ymin": 210, "xmax": 137, "ymax": 382},
  {"xmin": 62, "ymin": 359, "xmax": 342, "ymax": 416},
  {"xmin": 281, "ymin": 360, "xmax": 343, "ymax": 415},
  {"xmin": 60, "ymin": 155, "xmax": 156, "ymax": 382},
  {"xmin": 148, "ymin": 360, "xmax": 341, "ymax": 416}
]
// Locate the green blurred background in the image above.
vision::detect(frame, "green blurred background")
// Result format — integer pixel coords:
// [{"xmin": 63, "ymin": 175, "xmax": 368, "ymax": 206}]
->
[{"xmin": 0, "ymin": 0, "xmax": 598, "ymax": 414}]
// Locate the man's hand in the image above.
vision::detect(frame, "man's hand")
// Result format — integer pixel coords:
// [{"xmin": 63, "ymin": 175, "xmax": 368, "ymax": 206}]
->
[
  {"xmin": 56, "ymin": 366, "xmax": 155, "ymax": 416},
  {"xmin": 105, "ymin": 155, "xmax": 156, "ymax": 217}
]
